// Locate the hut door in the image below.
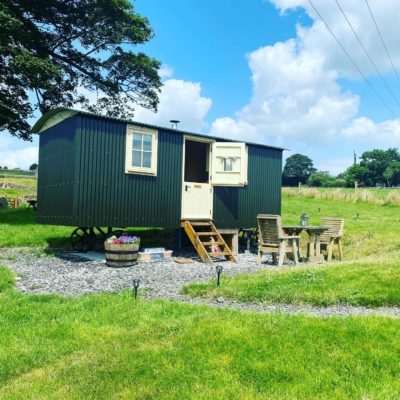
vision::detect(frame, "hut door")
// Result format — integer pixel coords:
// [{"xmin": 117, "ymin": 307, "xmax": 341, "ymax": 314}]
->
[{"xmin": 181, "ymin": 138, "xmax": 213, "ymax": 219}]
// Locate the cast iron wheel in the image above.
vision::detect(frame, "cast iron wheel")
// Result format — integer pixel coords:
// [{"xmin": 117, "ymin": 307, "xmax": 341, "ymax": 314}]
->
[
  {"xmin": 252, "ymin": 227, "xmax": 259, "ymax": 249},
  {"xmin": 70, "ymin": 227, "xmax": 96, "ymax": 252}
]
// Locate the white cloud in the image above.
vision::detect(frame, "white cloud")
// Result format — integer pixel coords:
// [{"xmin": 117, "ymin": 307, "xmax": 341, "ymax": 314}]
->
[
  {"xmin": 269, "ymin": 0, "xmax": 305, "ymax": 14},
  {"xmin": 0, "ymin": 146, "xmax": 38, "ymax": 170},
  {"xmin": 134, "ymin": 79, "xmax": 212, "ymax": 132},
  {"xmin": 315, "ymin": 157, "xmax": 353, "ymax": 176},
  {"xmin": 210, "ymin": 39, "xmax": 359, "ymax": 146},
  {"xmin": 271, "ymin": 0, "xmax": 400, "ymax": 78},
  {"xmin": 76, "ymin": 76, "xmax": 212, "ymax": 132},
  {"xmin": 342, "ymin": 117, "xmax": 400, "ymax": 144},
  {"xmin": 159, "ymin": 65, "xmax": 174, "ymax": 79},
  {"xmin": 210, "ymin": 117, "xmax": 260, "ymax": 142}
]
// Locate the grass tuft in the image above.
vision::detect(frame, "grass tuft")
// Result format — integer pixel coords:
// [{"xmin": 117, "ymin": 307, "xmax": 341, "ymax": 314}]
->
[{"xmin": 0, "ymin": 265, "xmax": 15, "ymax": 292}]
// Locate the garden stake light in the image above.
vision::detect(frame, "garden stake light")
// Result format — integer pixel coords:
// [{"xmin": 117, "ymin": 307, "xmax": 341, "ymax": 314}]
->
[
  {"xmin": 132, "ymin": 279, "xmax": 140, "ymax": 299},
  {"xmin": 216, "ymin": 265, "xmax": 223, "ymax": 287}
]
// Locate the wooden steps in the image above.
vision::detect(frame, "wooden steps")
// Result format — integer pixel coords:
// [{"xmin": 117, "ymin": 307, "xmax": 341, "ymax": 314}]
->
[{"xmin": 181, "ymin": 219, "xmax": 237, "ymax": 264}]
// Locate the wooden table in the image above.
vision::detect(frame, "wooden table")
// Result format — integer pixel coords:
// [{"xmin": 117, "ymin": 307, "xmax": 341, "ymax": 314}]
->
[{"xmin": 283, "ymin": 225, "xmax": 329, "ymax": 263}]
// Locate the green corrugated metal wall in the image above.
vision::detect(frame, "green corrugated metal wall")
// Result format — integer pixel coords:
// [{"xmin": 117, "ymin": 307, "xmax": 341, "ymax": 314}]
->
[
  {"xmin": 213, "ymin": 145, "xmax": 282, "ymax": 228},
  {"xmin": 37, "ymin": 117, "xmax": 77, "ymax": 224},
  {"xmin": 72, "ymin": 115, "xmax": 183, "ymax": 228},
  {"xmin": 37, "ymin": 113, "xmax": 282, "ymax": 229}
]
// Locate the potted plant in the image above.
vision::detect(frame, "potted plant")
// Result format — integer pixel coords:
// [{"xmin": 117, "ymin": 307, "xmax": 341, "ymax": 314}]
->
[{"xmin": 104, "ymin": 234, "xmax": 140, "ymax": 267}]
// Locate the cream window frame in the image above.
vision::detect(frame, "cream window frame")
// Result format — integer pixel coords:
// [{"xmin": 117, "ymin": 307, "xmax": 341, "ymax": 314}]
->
[{"xmin": 125, "ymin": 125, "xmax": 158, "ymax": 176}]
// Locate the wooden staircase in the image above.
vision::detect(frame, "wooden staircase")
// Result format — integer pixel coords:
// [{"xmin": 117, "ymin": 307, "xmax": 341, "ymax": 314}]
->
[{"xmin": 181, "ymin": 219, "xmax": 237, "ymax": 264}]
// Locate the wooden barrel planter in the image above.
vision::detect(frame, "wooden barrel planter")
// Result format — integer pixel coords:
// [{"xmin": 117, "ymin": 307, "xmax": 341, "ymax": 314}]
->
[{"xmin": 104, "ymin": 242, "xmax": 140, "ymax": 267}]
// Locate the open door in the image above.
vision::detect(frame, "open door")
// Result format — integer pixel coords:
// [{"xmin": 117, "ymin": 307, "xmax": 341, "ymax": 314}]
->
[
  {"xmin": 181, "ymin": 138, "xmax": 213, "ymax": 219},
  {"xmin": 211, "ymin": 142, "xmax": 248, "ymax": 186}
]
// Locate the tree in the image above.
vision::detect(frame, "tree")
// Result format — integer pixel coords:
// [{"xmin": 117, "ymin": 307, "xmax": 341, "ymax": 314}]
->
[
  {"xmin": 341, "ymin": 164, "xmax": 369, "ymax": 187},
  {"xmin": 340, "ymin": 148, "xmax": 400, "ymax": 187},
  {"xmin": 358, "ymin": 148, "xmax": 400, "ymax": 186},
  {"xmin": 29, "ymin": 163, "xmax": 38, "ymax": 171},
  {"xmin": 282, "ymin": 154, "xmax": 316, "ymax": 185},
  {"xmin": 1, "ymin": 0, "xmax": 162, "ymax": 140},
  {"xmin": 307, "ymin": 171, "xmax": 343, "ymax": 187},
  {"xmin": 383, "ymin": 161, "xmax": 400, "ymax": 186}
]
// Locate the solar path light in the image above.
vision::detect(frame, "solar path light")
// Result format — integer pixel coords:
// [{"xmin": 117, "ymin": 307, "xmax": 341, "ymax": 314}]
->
[
  {"xmin": 215, "ymin": 265, "xmax": 223, "ymax": 287},
  {"xmin": 132, "ymin": 278, "xmax": 140, "ymax": 299}
]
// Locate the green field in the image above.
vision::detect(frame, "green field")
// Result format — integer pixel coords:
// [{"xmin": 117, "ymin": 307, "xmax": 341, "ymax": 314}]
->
[
  {"xmin": 0, "ymin": 174, "xmax": 37, "ymax": 198},
  {"xmin": 283, "ymin": 186, "xmax": 400, "ymax": 206},
  {"xmin": 183, "ymin": 196, "xmax": 400, "ymax": 307},
  {"xmin": 0, "ymin": 170, "xmax": 35, "ymax": 176}
]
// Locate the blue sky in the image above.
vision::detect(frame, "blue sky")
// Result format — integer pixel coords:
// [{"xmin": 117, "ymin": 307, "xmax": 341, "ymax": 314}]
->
[
  {"xmin": 2, "ymin": 0, "xmax": 400, "ymax": 174},
  {"xmin": 135, "ymin": 0, "xmax": 311, "ymax": 121}
]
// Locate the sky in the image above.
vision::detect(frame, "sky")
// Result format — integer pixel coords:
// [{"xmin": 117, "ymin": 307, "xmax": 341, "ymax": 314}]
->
[{"xmin": 2, "ymin": 0, "xmax": 400, "ymax": 174}]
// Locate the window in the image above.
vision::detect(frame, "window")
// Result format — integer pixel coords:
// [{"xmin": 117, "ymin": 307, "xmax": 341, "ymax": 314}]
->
[
  {"xmin": 223, "ymin": 157, "xmax": 234, "ymax": 172},
  {"xmin": 125, "ymin": 125, "xmax": 158, "ymax": 175}
]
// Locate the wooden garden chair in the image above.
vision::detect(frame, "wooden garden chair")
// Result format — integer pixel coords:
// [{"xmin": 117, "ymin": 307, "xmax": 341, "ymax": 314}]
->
[
  {"xmin": 257, "ymin": 214, "xmax": 299, "ymax": 267},
  {"xmin": 320, "ymin": 217, "xmax": 344, "ymax": 262}
]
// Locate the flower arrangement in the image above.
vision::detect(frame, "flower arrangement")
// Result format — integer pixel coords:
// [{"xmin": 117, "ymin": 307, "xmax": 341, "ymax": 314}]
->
[{"xmin": 105, "ymin": 234, "xmax": 140, "ymax": 245}]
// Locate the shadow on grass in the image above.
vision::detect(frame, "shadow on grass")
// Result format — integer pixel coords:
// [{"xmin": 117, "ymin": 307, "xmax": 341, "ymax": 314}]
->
[
  {"xmin": 44, "ymin": 229, "xmax": 176, "ymax": 252},
  {"xmin": 0, "ymin": 207, "xmax": 38, "ymax": 225},
  {"xmin": 1, "ymin": 208, "xmax": 176, "ymax": 250}
]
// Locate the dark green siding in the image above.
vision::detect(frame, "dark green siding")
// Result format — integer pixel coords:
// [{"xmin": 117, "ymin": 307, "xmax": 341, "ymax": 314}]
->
[
  {"xmin": 213, "ymin": 145, "xmax": 282, "ymax": 228},
  {"xmin": 38, "ymin": 112, "xmax": 282, "ymax": 230},
  {"xmin": 72, "ymin": 115, "xmax": 183, "ymax": 228},
  {"xmin": 37, "ymin": 117, "xmax": 76, "ymax": 224}
]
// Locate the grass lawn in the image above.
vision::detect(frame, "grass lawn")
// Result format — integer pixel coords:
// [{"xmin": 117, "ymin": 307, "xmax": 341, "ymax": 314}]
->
[
  {"xmin": 1, "ymin": 267, "xmax": 400, "ymax": 399},
  {"xmin": 183, "ymin": 196, "xmax": 400, "ymax": 307},
  {"xmin": 0, "ymin": 208, "xmax": 72, "ymax": 248}
]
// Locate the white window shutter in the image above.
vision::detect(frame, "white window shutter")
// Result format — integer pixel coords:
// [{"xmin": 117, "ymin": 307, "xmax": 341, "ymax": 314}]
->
[{"xmin": 211, "ymin": 142, "xmax": 248, "ymax": 186}]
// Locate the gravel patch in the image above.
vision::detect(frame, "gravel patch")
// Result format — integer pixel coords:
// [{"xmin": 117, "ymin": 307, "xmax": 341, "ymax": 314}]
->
[
  {"xmin": 2, "ymin": 247, "xmax": 400, "ymax": 318},
  {"xmin": 173, "ymin": 297, "xmax": 400, "ymax": 318},
  {"xmin": 0, "ymin": 248, "xmax": 266, "ymax": 298}
]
